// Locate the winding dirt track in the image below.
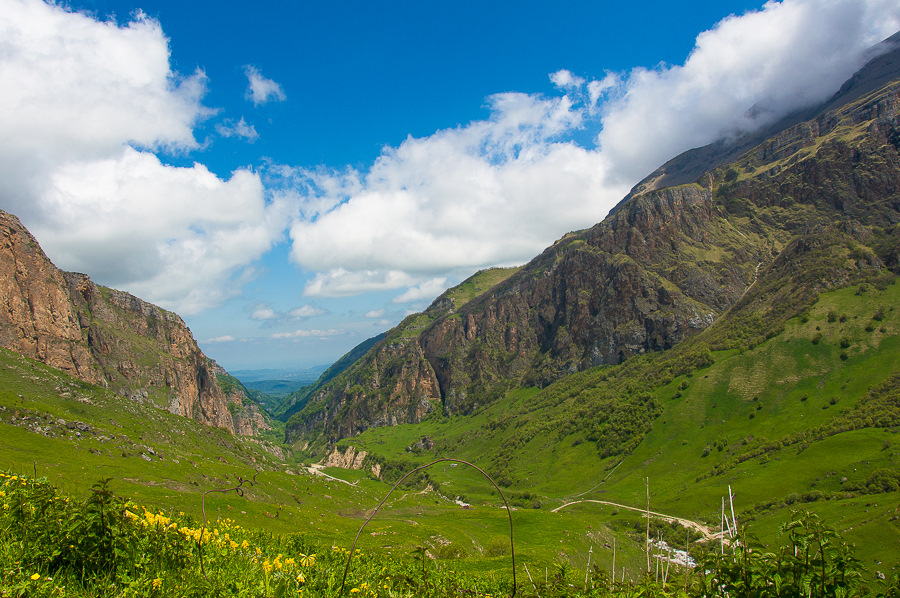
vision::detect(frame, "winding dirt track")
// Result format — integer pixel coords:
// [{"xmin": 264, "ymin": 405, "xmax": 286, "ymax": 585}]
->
[
  {"xmin": 551, "ymin": 499, "xmax": 724, "ymax": 542},
  {"xmin": 306, "ymin": 463, "xmax": 358, "ymax": 486}
]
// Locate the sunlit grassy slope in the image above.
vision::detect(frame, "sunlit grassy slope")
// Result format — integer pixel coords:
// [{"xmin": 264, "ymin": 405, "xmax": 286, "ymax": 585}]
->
[
  {"xmin": 334, "ymin": 279, "xmax": 900, "ymax": 571},
  {"xmin": 1, "ymin": 278, "xmax": 897, "ymax": 579},
  {"xmin": 0, "ymin": 346, "xmax": 653, "ymax": 578}
]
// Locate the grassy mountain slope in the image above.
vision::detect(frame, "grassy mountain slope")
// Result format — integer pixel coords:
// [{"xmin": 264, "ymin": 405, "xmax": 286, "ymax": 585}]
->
[
  {"xmin": 288, "ymin": 60, "xmax": 900, "ymax": 452},
  {"xmin": 278, "ymin": 59, "xmax": 900, "ymax": 574},
  {"xmin": 0, "ymin": 345, "xmax": 665, "ymax": 577},
  {"xmin": 328, "ymin": 279, "xmax": 900, "ymax": 570}
]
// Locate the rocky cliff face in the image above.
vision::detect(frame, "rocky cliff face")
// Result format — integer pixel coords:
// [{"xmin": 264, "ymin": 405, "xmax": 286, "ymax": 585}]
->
[
  {"xmin": 286, "ymin": 58, "xmax": 900, "ymax": 448},
  {"xmin": 0, "ymin": 211, "xmax": 254, "ymax": 435}
]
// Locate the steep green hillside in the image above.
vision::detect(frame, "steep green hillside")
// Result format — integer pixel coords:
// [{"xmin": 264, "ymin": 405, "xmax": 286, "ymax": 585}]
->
[
  {"xmin": 327, "ymin": 280, "xmax": 900, "ymax": 570},
  {"xmin": 0, "ymin": 348, "xmax": 656, "ymax": 577},
  {"xmin": 287, "ymin": 67, "xmax": 900, "ymax": 448}
]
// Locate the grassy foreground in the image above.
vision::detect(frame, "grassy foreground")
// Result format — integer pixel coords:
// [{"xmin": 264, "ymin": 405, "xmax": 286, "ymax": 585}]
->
[{"xmin": 3, "ymin": 471, "xmax": 900, "ymax": 597}]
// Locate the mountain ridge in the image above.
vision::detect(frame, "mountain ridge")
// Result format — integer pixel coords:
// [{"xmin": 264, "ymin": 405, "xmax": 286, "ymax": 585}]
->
[
  {"xmin": 286, "ymin": 38, "xmax": 900, "ymax": 450},
  {"xmin": 619, "ymin": 30, "xmax": 900, "ymax": 203}
]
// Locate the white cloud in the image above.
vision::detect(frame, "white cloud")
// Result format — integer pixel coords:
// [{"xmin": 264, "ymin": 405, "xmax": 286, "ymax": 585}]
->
[
  {"xmin": 271, "ymin": 329, "xmax": 341, "ymax": 339},
  {"xmin": 587, "ymin": 73, "xmax": 620, "ymax": 108},
  {"xmin": 250, "ymin": 307, "xmax": 278, "ymax": 321},
  {"xmin": 244, "ymin": 65, "xmax": 286, "ymax": 106},
  {"xmin": 205, "ymin": 335, "xmax": 236, "ymax": 343},
  {"xmin": 0, "ymin": 0, "xmax": 209, "ymax": 213},
  {"xmin": 283, "ymin": 0, "xmax": 900, "ymax": 299},
  {"xmin": 0, "ymin": 0, "xmax": 288, "ymax": 314},
  {"xmin": 550, "ymin": 69, "xmax": 584, "ymax": 90},
  {"xmin": 393, "ymin": 278, "xmax": 448, "ymax": 304},
  {"xmin": 288, "ymin": 92, "xmax": 622, "ymax": 297},
  {"xmin": 216, "ymin": 117, "xmax": 259, "ymax": 141},
  {"xmin": 303, "ymin": 269, "xmax": 422, "ymax": 298},
  {"xmin": 364, "ymin": 309, "xmax": 386, "ymax": 319},
  {"xmin": 31, "ymin": 147, "xmax": 289, "ymax": 314},
  {"xmin": 289, "ymin": 305, "xmax": 325, "ymax": 319}
]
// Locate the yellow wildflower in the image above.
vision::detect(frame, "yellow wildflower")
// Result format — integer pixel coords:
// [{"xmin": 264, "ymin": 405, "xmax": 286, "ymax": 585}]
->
[
  {"xmin": 299, "ymin": 553, "xmax": 315, "ymax": 567},
  {"xmin": 350, "ymin": 589, "xmax": 360, "ymax": 594},
  {"xmin": 30, "ymin": 573, "xmax": 40, "ymax": 581},
  {"xmin": 152, "ymin": 578, "xmax": 162, "ymax": 589}
]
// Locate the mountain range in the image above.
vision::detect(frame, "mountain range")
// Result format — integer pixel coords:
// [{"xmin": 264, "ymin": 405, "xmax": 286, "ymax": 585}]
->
[
  {"xmin": 0, "ymin": 30, "xmax": 899, "ymax": 578},
  {"xmin": 283, "ymin": 32, "xmax": 900, "ymax": 453}
]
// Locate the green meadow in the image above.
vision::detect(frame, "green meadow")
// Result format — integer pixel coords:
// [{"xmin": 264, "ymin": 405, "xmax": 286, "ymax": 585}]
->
[{"xmin": 1, "ymin": 280, "xmax": 899, "ymax": 595}]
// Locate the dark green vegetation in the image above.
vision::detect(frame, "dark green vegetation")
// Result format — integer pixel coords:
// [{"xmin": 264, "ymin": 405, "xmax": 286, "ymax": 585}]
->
[{"xmin": 4, "ymin": 472, "xmax": 900, "ymax": 597}]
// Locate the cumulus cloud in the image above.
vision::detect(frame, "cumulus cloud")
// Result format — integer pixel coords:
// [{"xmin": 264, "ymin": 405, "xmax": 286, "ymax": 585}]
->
[
  {"xmin": 393, "ymin": 278, "xmax": 448, "ymax": 304},
  {"xmin": 250, "ymin": 307, "xmax": 278, "ymax": 321},
  {"xmin": 32, "ymin": 147, "xmax": 288, "ymax": 313},
  {"xmin": 550, "ymin": 69, "xmax": 584, "ymax": 90},
  {"xmin": 0, "ymin": 0, "xmax": 208, "ymax": 210},
  {"xmin": 289, "ymin": 305, "xmax": 326, "ymax": 319},
  {"xmin": 271, "ymin": 329, "xmax": 341, "ymax": 339},
  {"xmin": 216, "ymin": 117, "xmax": 259, "ymax": 141},
  {"xmin": 205, "ymin": 335, "xmax": 237, "ymax": 343},
  {"xmin": 301, "ymin": 269, "xmax": 423, "ymax": 298},
  {"xmin": 244, "ymin": 65, "xmax": 286, "ymax": 106},
  {"xmin": 283, "ymin": 0, "xmax": 900, "ymax": 301},
  {"xmin": 287, "ymin": 92, "xmax": 621, "ymax": 297},
  {"xmin": 0, "ymin": 0, "xmax": 287, "ymax": 314}
]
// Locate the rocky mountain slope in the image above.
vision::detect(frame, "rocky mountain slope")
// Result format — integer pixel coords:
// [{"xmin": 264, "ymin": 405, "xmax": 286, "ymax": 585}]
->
[
  {"xmin": 0, "ymin": 210, "xmax": 269, "ymax": 436},
  {"xmin": 286, "ymin": 35, "xmax": 900, "ymax": 448}
]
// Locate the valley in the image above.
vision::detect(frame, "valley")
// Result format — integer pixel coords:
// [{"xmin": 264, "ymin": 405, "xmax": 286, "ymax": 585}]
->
[{"xmin": 1, "ymin": 25, "xmax": 900, "ymax": 598}]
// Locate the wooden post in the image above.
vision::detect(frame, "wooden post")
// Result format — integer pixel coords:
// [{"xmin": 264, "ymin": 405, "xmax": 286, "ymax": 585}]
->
[
  {"xmin": 728, "ymin": 485, "xmax": 738, "ymax": 537},
  {"xmin": 646, "ymin": 477, "xmax": 651, "ymax": 573},
  {"xmin": 721, "ymin": 498, "xmax": 725, "ymax": 554},
  {"xmin": 585, "ymin": 545, "xmax": 592, "ymax": 589},
  {"xmin": 611, "ymin": 538, "xmax": 616, "ymax": 590}
]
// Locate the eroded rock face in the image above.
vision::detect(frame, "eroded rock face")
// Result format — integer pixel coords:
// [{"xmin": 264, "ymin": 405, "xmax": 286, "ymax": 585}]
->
[
  {"xmin": 0, "ymin": 210, "xmax": 240, "ymax": 435},
  {"xmin": 420, "ymin": 183, "xmax": 757, "ymax": 415},
  {"xmin": 287, "ymin": 181, "xmax": 760, "ymax": 441},
  {"xmin": 293, "ymin": 340, "xmax": 441, "ymax": 443},
  {"xmin": 0, "ymin": 215, "xmax": 102, "ymax": 384},
  {"xmin": 322, "ymin": 445, "xmax": 368, "ymax": 469}
]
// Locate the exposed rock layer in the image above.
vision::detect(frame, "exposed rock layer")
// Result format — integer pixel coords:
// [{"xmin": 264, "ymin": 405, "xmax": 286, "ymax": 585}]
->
[{"xmin": 0, "ymin": 211, "xmax": 256, "ymax": 435}]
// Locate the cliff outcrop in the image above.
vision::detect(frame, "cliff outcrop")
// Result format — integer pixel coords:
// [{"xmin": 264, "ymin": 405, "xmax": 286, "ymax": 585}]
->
[{"xmin": 0, "ymin": 211, "xmax": 259, "ymax": 435}]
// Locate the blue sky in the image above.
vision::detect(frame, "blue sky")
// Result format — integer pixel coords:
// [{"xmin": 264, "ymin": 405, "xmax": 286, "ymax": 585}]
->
[{"xmin": 2, "ymin": 0, "xmax": 899, "ymax": 372}]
